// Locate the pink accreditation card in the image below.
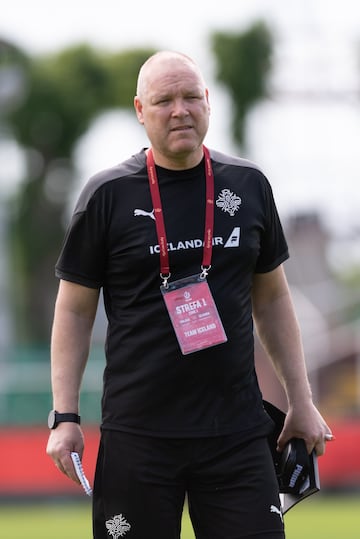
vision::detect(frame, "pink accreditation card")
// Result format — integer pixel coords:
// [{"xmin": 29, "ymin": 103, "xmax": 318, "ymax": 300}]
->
[{"xmin": 161, "ymin": 274, "xmax": 227, "ymax": 355}]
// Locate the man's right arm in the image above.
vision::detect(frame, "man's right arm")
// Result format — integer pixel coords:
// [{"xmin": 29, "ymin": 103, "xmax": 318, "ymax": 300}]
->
[{"xmin": 46, "ymin": 279, "xmax": 100, "ymax": 483}]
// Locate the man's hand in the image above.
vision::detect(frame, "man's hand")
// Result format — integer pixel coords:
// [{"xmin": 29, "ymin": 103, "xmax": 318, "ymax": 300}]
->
[
  {"xmin": 276, "ymin": 400, "xmax": 334, "ymax": 456},
  {"xmin": 46, "ymin": 422, "xmax": 85, "ymax": 484}
]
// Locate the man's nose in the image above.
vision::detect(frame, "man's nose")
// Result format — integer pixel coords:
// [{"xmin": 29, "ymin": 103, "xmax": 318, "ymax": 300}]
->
[{"xmin": 171, "ymin": 98, "xmax": 189, "ymax": 116}]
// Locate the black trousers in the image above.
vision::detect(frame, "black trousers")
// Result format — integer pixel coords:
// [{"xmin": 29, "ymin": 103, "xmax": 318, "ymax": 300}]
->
[{"xmin": 93, "ymin": 430, "xmax": 285, "ymax": 539}]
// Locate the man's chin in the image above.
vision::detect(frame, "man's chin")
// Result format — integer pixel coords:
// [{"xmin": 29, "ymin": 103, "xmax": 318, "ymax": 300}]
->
[{"xmin": 168, "ymin": 137, "xmax": 202, "ymax": 155}]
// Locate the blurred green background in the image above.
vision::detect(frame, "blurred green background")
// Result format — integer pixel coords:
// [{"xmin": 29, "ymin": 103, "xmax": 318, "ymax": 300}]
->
[{"xmin": 1, "ymin": 494, "xmax": 359, "ymax": 539}]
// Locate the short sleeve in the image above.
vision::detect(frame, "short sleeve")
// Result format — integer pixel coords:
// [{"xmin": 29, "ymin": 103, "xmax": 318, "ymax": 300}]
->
[
  {"xmin": 55, "ymin": 191, "xmax": 107, "ymax": 288},
  {"xmin": 254, "ymin": 178, "xmax": 289, "ymax": 273}
]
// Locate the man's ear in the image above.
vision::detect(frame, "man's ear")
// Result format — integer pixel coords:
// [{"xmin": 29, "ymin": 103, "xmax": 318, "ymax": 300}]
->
[
  {"xmin": 134, "ymin": 96, "xmax": 144, "ymax": 124},
  {"xmin": 205, "ymin": 88, "xmax": 211, "ymax": 115}
]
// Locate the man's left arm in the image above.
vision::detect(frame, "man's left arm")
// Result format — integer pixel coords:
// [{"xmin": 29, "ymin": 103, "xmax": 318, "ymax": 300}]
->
[{"xmin": 252, "ymin": 264, "xmax": 332, "ymax": 456}]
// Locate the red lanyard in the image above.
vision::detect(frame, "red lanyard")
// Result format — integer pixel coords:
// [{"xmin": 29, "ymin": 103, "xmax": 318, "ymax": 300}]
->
[{"xmin": 146, "ymin": 146, "xmax": 214, "ymax": 285}]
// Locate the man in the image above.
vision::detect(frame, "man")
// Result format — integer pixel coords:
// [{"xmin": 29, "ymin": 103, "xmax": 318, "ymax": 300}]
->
[{"xmin": 47, "ymin": 51, "xmax": 332, "ymax": 538}]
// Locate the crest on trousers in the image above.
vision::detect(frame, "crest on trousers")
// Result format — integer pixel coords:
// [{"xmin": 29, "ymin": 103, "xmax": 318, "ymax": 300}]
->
[
  {"xmin": 216, "ymin": 189, "xmax": 241, "ymax": 216},
  {"xmin": 105, "ymin": 514, "xmax": 131, "ymax": 538}
]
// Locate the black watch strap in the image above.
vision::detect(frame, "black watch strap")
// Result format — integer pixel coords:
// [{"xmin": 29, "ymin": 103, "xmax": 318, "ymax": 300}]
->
[{"xmin": 48, "ymin": 410, "xmax": 81, "ymax": 429}]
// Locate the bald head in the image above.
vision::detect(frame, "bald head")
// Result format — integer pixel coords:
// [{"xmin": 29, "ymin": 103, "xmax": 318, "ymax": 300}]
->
[
  {"xmin": 136, "ymin": 51, "xmax": 207, "ymax": 101},
  {"xmin": 133, "ymin": 50, "xmax": 210, "ymax": 169}
]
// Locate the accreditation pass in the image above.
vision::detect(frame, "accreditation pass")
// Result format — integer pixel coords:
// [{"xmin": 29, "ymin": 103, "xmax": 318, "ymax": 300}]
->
[{"xmin": 161, "ymin": 274, "xmax": 227, "ymax": 355}]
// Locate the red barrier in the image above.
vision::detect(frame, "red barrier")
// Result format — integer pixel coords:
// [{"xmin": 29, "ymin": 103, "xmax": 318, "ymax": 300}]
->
[
  {"xmin": 0, "ymin": 421, "xmax": 359, "ymax": 495},
  {"xmin": 0, "ymin": 427, "xmax": 100, "ymax": 496},
  {"xmin": 318, "ymin": 419, "xmax": 360, "ymax": 488}
]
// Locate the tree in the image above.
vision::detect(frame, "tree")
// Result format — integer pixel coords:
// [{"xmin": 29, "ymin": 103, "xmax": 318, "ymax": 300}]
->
[
  {"xmin": 211, "ymin": 21, "xmax": 273, "ymax": 146},
  {"xmin": 3, "ymin": 43, "xmax": 155, "ymax": 343}
]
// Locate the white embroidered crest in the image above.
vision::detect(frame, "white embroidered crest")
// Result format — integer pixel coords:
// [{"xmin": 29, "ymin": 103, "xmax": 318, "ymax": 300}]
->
[
  {"xmin": 105, "ymin": 514, "xmax": 131, "ymax": 538},
  {"xmin": 270, "ymin": 504, "xmax": 283, "ymax": 523},
  {"xmin": 216, "ymin": 189, "xmax": 241, "ymax": 216}
]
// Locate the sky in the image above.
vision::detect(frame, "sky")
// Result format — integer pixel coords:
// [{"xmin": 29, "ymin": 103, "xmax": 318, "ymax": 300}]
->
[{"xmin": 0, "ymin": 0, "xmax": 360, "ymax": 243}]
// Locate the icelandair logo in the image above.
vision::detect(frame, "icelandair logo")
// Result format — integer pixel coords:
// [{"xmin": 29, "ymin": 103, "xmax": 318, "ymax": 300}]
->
[
  {"xmin": 224, "ymin": 226, "xmax": 240, "ymax": 247},
  {"xmin": 149, "ymin": 227, "xmax": 240, "ymax": 254}
]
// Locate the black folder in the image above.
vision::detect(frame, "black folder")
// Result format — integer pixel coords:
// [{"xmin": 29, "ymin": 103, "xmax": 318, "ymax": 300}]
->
[{"xmin": 264, "ymin": 400, "xmax": 320, "ymax": 513}]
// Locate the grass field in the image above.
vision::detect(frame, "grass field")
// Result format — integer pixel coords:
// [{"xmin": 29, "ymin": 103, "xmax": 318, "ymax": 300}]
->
[{"xmin": 0, "ymin": 493, "xmax": 358, "ymax": 538}]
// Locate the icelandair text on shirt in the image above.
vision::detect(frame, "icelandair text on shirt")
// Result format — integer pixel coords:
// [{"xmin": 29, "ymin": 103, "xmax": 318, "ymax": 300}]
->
[{"xmin": 149, "ymin": 237, "xmax": 223, "ymax": 254}]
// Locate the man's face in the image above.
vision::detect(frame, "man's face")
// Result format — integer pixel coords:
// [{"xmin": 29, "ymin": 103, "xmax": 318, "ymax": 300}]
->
[{"xmin": 134, "ymin": 59, "xmax": 210, "ymax": 169}]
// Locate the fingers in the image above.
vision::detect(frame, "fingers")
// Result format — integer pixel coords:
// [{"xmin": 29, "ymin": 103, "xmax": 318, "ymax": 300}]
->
[
  {"xmin": 314, "ymin": 423, "xmax": 335, "ymax": 455},
  {"xmin": 314, "ymin": 431, "xmax": 336, "ymax": 456},
  {"xmin": 54, "ymin": 451, "xmax": 81, "ymax": 484},
  {"xmin": 313, "ymin": 438, "xmax": 325, "ymax": 456},
  {"xmin": 277, "ymin": 427, "xmax": 335, "ymax": 456}
]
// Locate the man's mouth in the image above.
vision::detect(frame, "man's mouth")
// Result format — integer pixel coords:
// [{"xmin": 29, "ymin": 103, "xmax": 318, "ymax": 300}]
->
[{"xmin": 171, "ymin": 125, "xmax": 192, "ymax": 132}]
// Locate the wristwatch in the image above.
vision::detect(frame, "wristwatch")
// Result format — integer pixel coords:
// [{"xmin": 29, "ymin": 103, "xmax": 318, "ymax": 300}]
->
[{"xmin": 48, "ymin": 409, "xmax": 81, "ymax": 429}]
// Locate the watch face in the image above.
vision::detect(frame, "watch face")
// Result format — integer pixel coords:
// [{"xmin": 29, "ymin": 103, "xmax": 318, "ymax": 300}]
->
[{"xmin": 48, "ymin": 409, "xmax": 56, "ymax": 429}]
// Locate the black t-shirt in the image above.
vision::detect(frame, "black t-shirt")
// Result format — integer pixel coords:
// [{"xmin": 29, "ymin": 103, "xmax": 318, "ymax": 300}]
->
[{"xmin": 56, "ymin": 148, "xmax": 289, "ymax": 438}]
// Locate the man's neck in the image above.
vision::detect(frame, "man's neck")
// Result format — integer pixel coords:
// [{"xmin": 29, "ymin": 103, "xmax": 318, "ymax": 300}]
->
[{"xmin": 148, "ymin": 147, "xmax": 204, "ymax": 171}]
